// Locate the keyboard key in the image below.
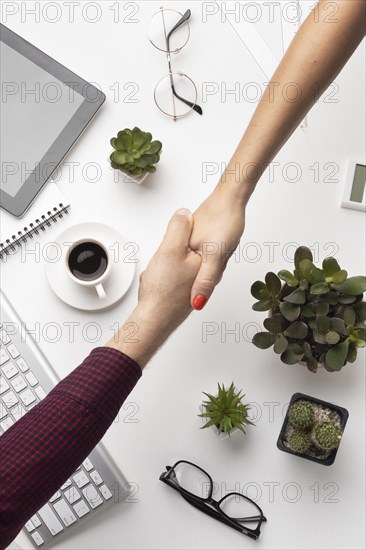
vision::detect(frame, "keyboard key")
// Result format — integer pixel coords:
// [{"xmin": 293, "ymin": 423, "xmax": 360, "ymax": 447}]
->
[
  {"xmin": 2, "ymin": 390, "xmax": 18, "ymax": 408},
  {"xmin": 19, "ymin": 388, "xmax": 36, "ymax": 406},
  {"xmin": 73, "ymin": 499, "xmax": 90, "ymax": 518},
  {"xmin": 53, "ymin": 499, "xmax": 77, "ymax": 527},
  {"xmin": 0, "ymin": 406, "xmax": 8, "ymax": 420},
  {"xmin": 11, "ymin": 374, "xmax": 27, "ymax": 393},
  {"xmin": 35, "ymin": 386, "xmax": 47, "ymax": 400},
  {"xmin": 64, "ymin": 486, "xmax": 81, "ymax": 504},
  {"xmin": 73, "ymin": 470, "xmax": 89, "ymax": 489},
  {"xmin": 7, "ymin": 343, "xmax": 20, "ymax": 359},
  {"xmin": 16, "ymin": 357, "xmax": 30, "ymax": 372},
  {"xmin": 2, "ymin": 361, "xmax": 18, "ymax": 379},
  {"xmin": 31, "ymin": 514, "xmax": 42, "ymax": 528},
  {"xmin": 61, "ymin": 479, "xmax": 72, "ymax": 490},
  {"xmin": 0, "ymin": 416, "xmax": 14, "ymax": 432},
  {"xmin": 0, "ymin": 376, "xmax": 9, "ymax": 394},
  {"xmin": 25, "ymin": 371, "xmax": 38, "ymax": 387},
  {"xmin": 90, "ymin": 469, "xmax": 103, "ymax": 486},
  {"xmin": 0, "ymin": 330, "xmax": 11, "ymax": 345},
  {"xmin": 25, "ymin": 519, "xmax": 35, "ymax": 532},
  {"xmin": 82, "ymin": 458, "xmax": 93, "ymax": 471},
  {"xmin": 31, "ymin": 531, "xmax": 44, "ymax": 546},
  {"xmin": 38, "ymin": 503, "xmax": 63, "ymax": 536},
  {"xmin": 99, "ymin": 484, "xmax": 113, "ymax": 500},
  {"xmin": 0, "ymin": 348, "xmax": 10, "ymax": 366},
  {"xmin": 49, "ymin": 491, "xmax": 61, "ymax": 503},
  {"xmin": 82, "ymin": 485, "xmax": 103, "ymax": 509},
  {"xmin": 11, "ymin": 403, "xmax": 26, "ymax": 422}
]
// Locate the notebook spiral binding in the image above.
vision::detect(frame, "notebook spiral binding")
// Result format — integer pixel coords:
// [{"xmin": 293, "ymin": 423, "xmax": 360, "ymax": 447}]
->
[{"xmin": 0, "ymin": 203, "xmax": 69, "ymax": 260}]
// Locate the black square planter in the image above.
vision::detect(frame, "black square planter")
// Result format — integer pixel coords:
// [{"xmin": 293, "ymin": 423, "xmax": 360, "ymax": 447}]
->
[{"xmin": 277, "ymin": 392, "xmax": 349, "ymax": 466}]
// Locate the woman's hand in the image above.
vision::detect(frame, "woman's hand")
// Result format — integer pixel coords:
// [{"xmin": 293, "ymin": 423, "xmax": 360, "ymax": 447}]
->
[{"xmin": 189, "ymin": 187, "xmax": 246, "ymax": 309}]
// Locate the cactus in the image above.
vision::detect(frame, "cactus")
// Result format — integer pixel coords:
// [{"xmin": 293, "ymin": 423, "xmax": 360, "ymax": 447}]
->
[
  {"xmin": 288, "ymin": 430, "xmax": 311, "ymax": 454},
  {"xmin": 312, "ymin": 421, "xmax": 342, "ymax": 452},
  {"xmin": 288, "ymin": 400, "xmax": 315, "ymax": 431},
  {"xmin": 198, "ymin": 382, "xmax": 255, "ymax": 435},
  {"xmin": 110, "ymin": 127, "xmax": 162, "ymax": 177}
]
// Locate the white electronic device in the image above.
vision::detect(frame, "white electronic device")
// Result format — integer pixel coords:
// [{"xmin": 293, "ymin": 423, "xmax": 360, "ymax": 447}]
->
[{"xmin": 341, "ymin": 160, "xmax": 366, "ymax": 212}]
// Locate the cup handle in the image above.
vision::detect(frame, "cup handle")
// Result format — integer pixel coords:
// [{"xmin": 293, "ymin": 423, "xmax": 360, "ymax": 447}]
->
[{"xmin": 95, "ymin": 282, "xmax": 106, "ymax": 300}]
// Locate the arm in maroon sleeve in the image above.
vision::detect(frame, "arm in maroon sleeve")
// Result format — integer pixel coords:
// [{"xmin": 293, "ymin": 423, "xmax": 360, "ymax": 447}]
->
[{"xmin": 0, "ymin": 347, "xmax": 142, "ymax": 549}]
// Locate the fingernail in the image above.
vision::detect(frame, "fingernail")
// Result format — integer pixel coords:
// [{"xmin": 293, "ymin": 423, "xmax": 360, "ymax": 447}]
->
[
  {"xmin": 175, "ymin": 208, "xmax": 191, "ymax": 217},
  {"xmin": 193, "ymin": 295, "xmax": 207, "ymax": 310}
]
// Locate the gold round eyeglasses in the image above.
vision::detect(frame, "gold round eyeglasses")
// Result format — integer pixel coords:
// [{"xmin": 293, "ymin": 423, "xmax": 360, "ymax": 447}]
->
[{"xmin": 147, "ymin": 8, "xmax": 203, "ymax": 121}]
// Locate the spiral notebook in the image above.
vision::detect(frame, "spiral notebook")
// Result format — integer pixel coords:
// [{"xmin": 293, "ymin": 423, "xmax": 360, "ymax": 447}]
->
[{"xmin": 0, "ymin": 180, "xmax": 70, "ymax": 260}]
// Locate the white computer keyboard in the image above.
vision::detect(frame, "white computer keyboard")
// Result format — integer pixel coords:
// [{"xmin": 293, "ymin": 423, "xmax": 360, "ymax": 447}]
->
[{"xmin": 0, "ymin": 290, "xmax": 130, "ymax": 548}]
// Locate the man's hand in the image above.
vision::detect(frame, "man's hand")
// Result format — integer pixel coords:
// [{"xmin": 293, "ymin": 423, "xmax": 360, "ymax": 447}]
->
[
  {"xmin": 189, "ymin": 187, "xmax": 246, "ymax": 309},
  {"xmin": 107, "ymin": 209, "xmax": 201, "ymax": 366},
  {"xmin": 138, "ymin": 208, "xmax": 201, "ymax": 328}
]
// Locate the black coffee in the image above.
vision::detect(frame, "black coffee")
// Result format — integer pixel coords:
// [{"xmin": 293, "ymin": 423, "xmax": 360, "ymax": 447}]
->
[{"xmin": 68, "ymin": 242, "xmax": 108, "ymax": 281}]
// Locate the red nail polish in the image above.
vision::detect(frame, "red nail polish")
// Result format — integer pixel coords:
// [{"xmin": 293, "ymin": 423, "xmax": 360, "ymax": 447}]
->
[{"xmin": 193, "ymin": 295, "xmax": 207, "ymax": 310}]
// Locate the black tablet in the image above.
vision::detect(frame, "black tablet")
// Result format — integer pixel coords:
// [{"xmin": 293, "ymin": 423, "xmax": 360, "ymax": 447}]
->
[{"xmin": 0, "ymin": 24, "xmax": 106, "ymax": 217}]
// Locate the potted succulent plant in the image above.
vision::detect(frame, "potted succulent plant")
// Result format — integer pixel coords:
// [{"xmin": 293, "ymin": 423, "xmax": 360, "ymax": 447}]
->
[
  {"xmin": 198, "ymin": 382, "xmax": 255, "ymax": 440},
  {"xmin": 277, "ymin": 393, "xmax": 348, "ymax": 465},
  {"xmin": 109, "ymin": 127, "xmax": 162, "ymax": 184},
  {"xmin": 251, "ymin": 246, "xmax": 366, "ymax": 372}
]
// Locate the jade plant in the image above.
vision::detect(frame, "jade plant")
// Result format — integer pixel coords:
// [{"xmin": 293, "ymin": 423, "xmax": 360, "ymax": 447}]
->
[
  {"xmin": 251, "ymin": 246, "xmax": 366, "ymax": 372},
  {"xmin": 198, "ymin": 382, "xmax": 255, "ymax": 435},
  {"xmin": 286, "ymin": 400, "xmax": 343, "ymax": 458},
  {"xmin": 110, "ymin": 127, "xmax": 162, "ymax": 178}
]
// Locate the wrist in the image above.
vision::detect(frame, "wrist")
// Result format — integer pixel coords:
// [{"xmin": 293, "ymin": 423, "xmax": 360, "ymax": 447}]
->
[
  {"xmin": 105, "ymin": 301, "xmax": 170, "ymax": 369},
  {"xmin": 215, "ymin": 172, "xmax": 256, "ymax": 209}
]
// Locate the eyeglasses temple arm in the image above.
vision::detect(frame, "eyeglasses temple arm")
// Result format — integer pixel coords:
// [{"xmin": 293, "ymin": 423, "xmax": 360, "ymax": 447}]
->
[
  {"xmin": 166, "ymin": 9, "xmax": 191, "ymax": 45},
  {"xmin": 168, "ymin": 80, "xmax": 203, "ymax": 115},
  {"xmin": 165, "ymin": 9, "xmax": 203, "ymax": 116},
  {"xmin": 181, "ymin": 494, "xmax": 260, "ymax": 540},
  {"xmin": 236, "ymin": 515, "xmax": 265, "ymax": 523}
]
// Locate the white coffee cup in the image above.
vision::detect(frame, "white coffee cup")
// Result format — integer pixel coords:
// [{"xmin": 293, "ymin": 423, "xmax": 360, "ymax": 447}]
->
[{"xmin": 65, "ymin": 239, "xmax": 111, "ymax": 300}]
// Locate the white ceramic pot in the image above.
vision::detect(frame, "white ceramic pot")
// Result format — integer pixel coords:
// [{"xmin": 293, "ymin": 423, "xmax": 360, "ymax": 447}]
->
[
  {"xmin": 199, "ymin": 404, "xmax": 241, "ymax": 440},
  {"xmin": 108, "ymin": 158, "xmax": 149, "ymax": 185},
  {"xmin": 298, "ymin": 360, "xmax": 325, "ymax": 370},
  {"xmin": 108, "ymin": 150, "xmax": 162, "ymax": 185},
  {"xmin": 112, "ymin": 168, "xmax": 149, "ymax": 185}
]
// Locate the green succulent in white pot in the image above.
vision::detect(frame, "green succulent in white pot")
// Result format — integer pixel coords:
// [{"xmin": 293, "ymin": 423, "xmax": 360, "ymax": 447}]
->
[
  {"xmin": 198, "ymin": 382, "xmax": 255, "ymax": 440},
  {"xmin": 251, "ymin": 246, "xmax": 366, "ymax": 372},
  {"xmin": 109, "ymin": 127, "xmax": 162, "ymax": 184}
]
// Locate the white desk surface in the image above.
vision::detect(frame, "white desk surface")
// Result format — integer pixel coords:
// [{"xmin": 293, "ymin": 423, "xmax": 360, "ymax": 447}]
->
[{"xmin": 2, "ymin": 2, "xmax": 365, "ymax": 549}]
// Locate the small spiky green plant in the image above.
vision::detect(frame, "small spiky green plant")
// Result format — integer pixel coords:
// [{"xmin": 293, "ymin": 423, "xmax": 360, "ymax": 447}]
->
[
  {"xmin": 199, "ymin": 383, "xmax": 255, "ymax": 435},
  {"xmin": 110, "ymin": 127, "xmax": 162, "ymax": 178},
  {"xmin": 312, "ymin": 421, "xmax": 342, "ymax": 452},
  {"xmin": 288, "ymin": 431, "xmax": 311, "ymax": 454},
  {"xmin": 251, "ymin": 246, "xmax": 366, "ymax": 372},
  {"xmin": 288, "ymin": 401, "xmax": 315, "ymax": 431}
]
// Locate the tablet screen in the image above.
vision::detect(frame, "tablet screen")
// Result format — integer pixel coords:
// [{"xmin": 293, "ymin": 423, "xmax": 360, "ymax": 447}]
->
[
  {"xmin": 1, "ymin": 41, "xmax": 84, "ymax": 197},
  {"xmin": 0, "ymin": 24, "xmax": 105, "ymax": 217}
]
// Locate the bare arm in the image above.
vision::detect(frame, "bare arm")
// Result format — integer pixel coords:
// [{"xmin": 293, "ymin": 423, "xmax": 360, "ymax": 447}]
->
[
  {"xmin": 224, "ymin": 0, "xmax": 366, "ymax": 202},
  {"xmin": 189, "ymin": 0, "xmax": 366, "ymax": 309},
  {"xmin": 0, "ymin": 209, "xmax": 200, "ymax": 548}
]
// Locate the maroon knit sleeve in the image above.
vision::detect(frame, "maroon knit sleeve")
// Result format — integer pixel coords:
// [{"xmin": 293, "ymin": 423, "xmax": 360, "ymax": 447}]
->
[{"xmin": 0, "ymin": 347, "xmax": 141, "ymax": 549}]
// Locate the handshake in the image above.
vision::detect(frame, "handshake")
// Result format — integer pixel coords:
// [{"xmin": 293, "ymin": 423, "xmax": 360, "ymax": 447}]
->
[{"xmin": 107, "ymin": 187, "xmax": 246, "ymax": 367}]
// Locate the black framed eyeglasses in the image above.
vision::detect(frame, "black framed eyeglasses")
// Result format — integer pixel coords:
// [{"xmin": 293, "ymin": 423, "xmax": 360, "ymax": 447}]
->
[
  {"xmin": 159, "ymin": 460, "xmax": 267, "ymax": 540},
  {"xmin": 147, "ymin": 8, "xmax": 203, "ymax": 120}
]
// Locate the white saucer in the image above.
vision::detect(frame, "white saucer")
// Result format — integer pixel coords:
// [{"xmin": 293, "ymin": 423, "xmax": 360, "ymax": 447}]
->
[{"xmin": 45, "ymin": 222, "xmax": 136, "ymax": 311}]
